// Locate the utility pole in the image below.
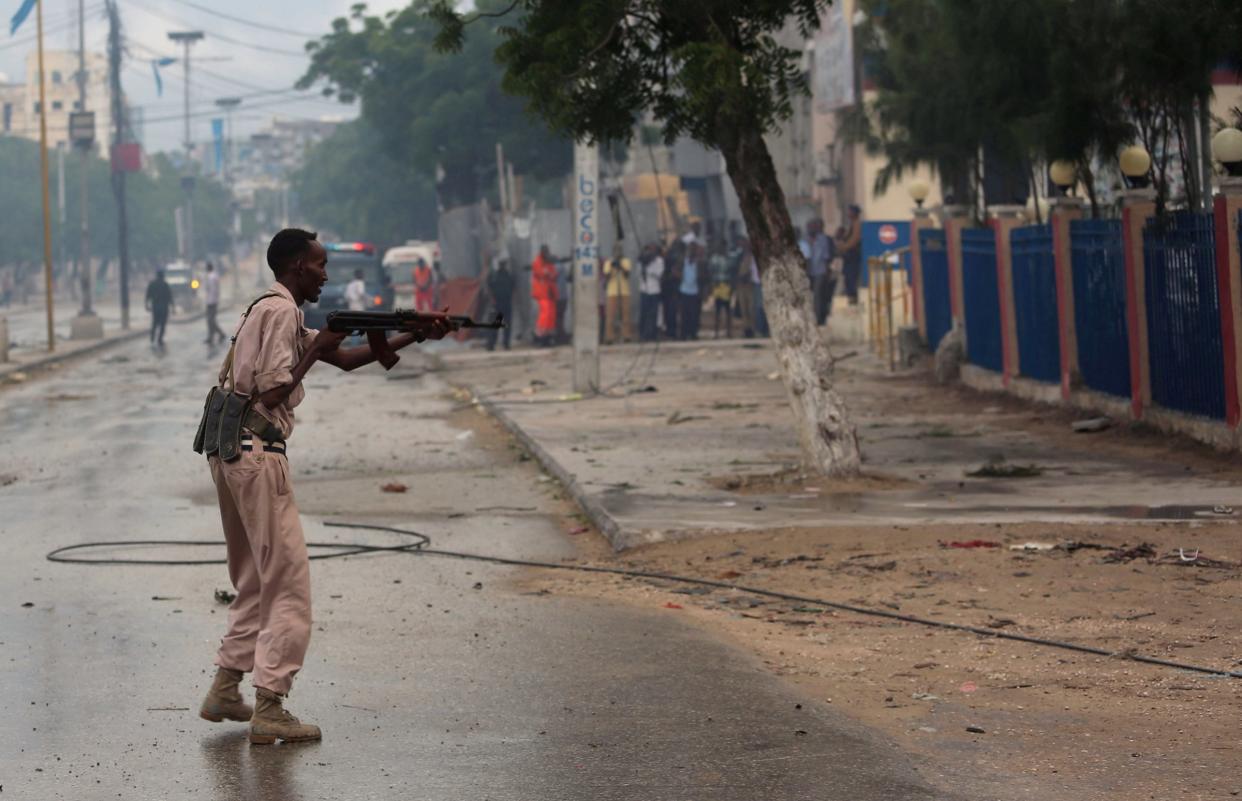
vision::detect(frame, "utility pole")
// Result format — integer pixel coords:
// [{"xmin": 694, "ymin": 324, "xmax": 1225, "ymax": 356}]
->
[
  {"xmin": 168, "ymin": 30, "xmax": 203, "ymax": 269},
  {"xmin": 106, "ymin": 0, "xmax": 131, "ymax": 329},
  {"xmin": 216, "ymin": 96, "xmax": 241, "ymax": 298},
  {"xmin": 572, "ymin": 141, "xmax": 600, "ymax": 392},
  {"xmin": 70, "ymin": 0, "xmax": 102, "ymax": 339}
]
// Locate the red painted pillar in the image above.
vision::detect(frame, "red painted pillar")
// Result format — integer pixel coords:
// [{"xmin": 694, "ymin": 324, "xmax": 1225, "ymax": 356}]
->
[
  {"xmin": 1050, "ymin": 198, "xmax": 1085, "ymax": 400},
  {"xmin": 989, "ymin": 205, "xmax": 1024, "ymax": 387},
  {"xmin": 1212, "ymin": 181, "xmax": 1242, "ymax": 428},
  {"xmin": 1121, "ymin": 190, "xmax": 1156, "ymax": 420},
  {"xmin": 942, "ymin": 205, "xmax": 972, "ymax": 327}
]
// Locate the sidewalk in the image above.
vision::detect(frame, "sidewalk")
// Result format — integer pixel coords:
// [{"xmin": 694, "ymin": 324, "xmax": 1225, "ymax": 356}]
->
[
  {"xmin": 442, "ymin": 337, "xmax": 1240, "ymax": 550},
  {"xmin": 1, "ymin": 276, "xmax": 251, "ymax": 383},
  {"xmin": 440, "ymin": 337, "xmax": 1242, "ymax": 801}
]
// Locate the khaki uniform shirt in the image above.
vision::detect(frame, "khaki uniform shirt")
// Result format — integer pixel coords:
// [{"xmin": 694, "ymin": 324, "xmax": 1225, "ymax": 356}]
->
[{"xmin": 220, "ymin": 282, "xmax": 318, "ymax": 439}]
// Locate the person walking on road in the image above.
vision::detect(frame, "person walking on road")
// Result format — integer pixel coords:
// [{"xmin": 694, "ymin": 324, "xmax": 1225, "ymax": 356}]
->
[
  {"xmin": 204, "ymin": 262, "xmax": 226, "ymax": 345},
  {"xmin": 486, "ymin": 259, "xmax": 514, "ymax": 351},
  {"xmin": 602, "ymin": 243, "xmax": 633, "ymax": 344},
  {"xmin": 637, "ymin": 242, "xmax": 664, "ymax": 342},
  {"xmin": 197, "ymin": 228, "xmax": 452, "ymax": 745},
  {"xmin": 145, "ymin": 269, "xmax": 172, "ymax": 349}
]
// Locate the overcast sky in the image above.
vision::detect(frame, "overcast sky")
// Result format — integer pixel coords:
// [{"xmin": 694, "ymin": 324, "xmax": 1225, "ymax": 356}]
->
[{"xmin": 0, "ymin": 0, "xmax": 410, "ymax": 153}]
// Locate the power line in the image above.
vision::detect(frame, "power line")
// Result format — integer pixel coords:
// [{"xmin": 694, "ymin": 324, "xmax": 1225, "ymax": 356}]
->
[
  {"xmin": 122, "ymin": 0, "xmax": 312, "ymax": 58},
  {"xmin": 161, "ymin": 0, "xmax": 320, "ymax": 38}
]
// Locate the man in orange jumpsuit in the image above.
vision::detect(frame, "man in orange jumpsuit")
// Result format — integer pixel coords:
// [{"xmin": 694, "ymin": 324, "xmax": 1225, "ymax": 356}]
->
[
  {"xmin": 531, "ymin": 244, "xmax": 560, "ymax": 346},
  {"xmin": 412, "ymin": 258, "xmax": 435, "ymax": 312}
]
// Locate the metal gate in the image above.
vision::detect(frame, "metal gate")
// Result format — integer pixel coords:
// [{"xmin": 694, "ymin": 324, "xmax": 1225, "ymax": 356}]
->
[{"xmin": 962, "ymin": 227, "xmax": 1002, "ymax": 372}]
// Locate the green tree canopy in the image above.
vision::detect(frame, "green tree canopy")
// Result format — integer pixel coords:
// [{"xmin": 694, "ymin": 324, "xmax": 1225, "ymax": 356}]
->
[
  {"xmin": 0, "ymin": 137, "xmax": 235, "ymax": 269},
  {"xmin": 290, "ymin": 119, "xmax": 437, "ymax": 247},
  {"xmin": 298, "ymin": 0, "xmax": 571, "ymax": 208}
]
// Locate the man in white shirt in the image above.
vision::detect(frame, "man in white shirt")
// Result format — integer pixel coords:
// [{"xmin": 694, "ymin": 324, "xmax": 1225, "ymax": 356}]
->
[
  {"xmin": 344, "ymin": 269, "xmax": 368, "ymax": 311},
  {"xmin": 638, "ymin": 242, "xmax": 664, "ymax": 341},
  {"xmin": 203, "ymin": 262, "xmax": 226, "ymax": 345}
]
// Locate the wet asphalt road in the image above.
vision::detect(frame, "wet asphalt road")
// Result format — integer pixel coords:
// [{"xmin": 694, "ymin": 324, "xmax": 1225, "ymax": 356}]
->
[{"xmin": 0, "ymin": 316, "xmax": 950, "ymax": 800}]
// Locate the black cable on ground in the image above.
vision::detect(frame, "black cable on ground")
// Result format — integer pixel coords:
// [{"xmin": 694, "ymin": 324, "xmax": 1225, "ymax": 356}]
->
[{"xmin": 45, "ymin": 521, "xmax": 1242, "ymax": 680}]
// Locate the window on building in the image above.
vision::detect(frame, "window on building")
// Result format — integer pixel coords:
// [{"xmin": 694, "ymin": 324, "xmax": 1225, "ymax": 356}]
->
[{"xmin": 52, "ymin": 100, "xmax": 63, "ymax": 111}]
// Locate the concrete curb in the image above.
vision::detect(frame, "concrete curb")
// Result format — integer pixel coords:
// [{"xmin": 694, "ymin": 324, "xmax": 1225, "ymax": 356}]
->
[
  {"xmin": 0, "ymin": 307, "xmax": 214, "ymax": 381},
  {"xmin": 467, "ymin": 387, "xmax": 629, "ymax": 551}
]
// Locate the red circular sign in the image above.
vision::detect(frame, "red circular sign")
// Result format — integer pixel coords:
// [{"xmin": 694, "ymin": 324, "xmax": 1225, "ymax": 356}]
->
[{"xmin": 878, "ymin": 224, "xmax": 899, "ymax": 245}]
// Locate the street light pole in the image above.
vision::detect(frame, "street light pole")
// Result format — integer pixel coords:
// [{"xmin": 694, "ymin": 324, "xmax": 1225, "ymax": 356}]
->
[
  {"xmin": 215, "ymin": 96, "xmax": 241, "ymax": 298},
  {"xmin": 168, "ymin": 30, "xmax": 203, "ymax": 269}
]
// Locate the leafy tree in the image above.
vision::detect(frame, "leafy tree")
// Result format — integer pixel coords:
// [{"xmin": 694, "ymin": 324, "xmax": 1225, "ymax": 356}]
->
[
  {"xmin": 297, "ymin": 0, "xmax": 570, "ymax": 209},
  {"xmin": 290, "ymin": 119, "xmax": 437, "ymax": 247},
  {"xmin": 0, "ymin": 137, "xmax": 236, "ymax": 275},
  {"xmin": 430, "ymin": 0, "xmax": 861, "ymax": 476}
]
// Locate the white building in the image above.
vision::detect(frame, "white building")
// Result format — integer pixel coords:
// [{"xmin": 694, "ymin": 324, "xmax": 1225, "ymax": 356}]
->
[{"xmin": 0, "ymin": 50, "xmax": 113, "ymax": 154}]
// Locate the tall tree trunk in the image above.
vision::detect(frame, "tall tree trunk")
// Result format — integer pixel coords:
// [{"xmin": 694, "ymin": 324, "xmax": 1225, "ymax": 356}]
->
[{"xmin": 717, "ymin": 124, "xmax": 861, "ymax": 477}]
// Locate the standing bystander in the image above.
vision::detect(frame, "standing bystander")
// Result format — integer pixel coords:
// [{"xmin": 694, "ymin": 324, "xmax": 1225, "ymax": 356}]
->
[
  {"xmin": 204, "ymin": 262, "xmax": 226, "ymax": 345},
  {"xmin": 637, "ymin": 242, "xmax": 664, "ymax": 342}
]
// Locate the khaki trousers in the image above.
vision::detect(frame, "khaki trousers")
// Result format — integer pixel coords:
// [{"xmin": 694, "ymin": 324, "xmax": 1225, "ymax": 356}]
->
[
  {"xmin": 605, "ymin": 294, "xmax": 632, "ymax": 343},
  {"xmin": 209, "ymin": 446, "xmax": 311, "ymax": 695}
]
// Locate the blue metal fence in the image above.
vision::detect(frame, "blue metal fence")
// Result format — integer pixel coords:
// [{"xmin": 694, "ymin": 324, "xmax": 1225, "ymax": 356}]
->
[
  {"xmin": 1009, "ymin": 224, "xmax": 1059, "ymax": 382},
  {"xmin": 918, "ymin": 228, "xmax": 952, "ymax": 351},
  {"xmin": 1070, "ymin": 219, "xmax": 1130, "ymax": 397},
  {"xmin": 1142, "ymin": 212, "xmax": 1225, "ymax": 419},
  {"xmin": 961, "ymin": 227, "xmax": 1003, "ymax": 371}
]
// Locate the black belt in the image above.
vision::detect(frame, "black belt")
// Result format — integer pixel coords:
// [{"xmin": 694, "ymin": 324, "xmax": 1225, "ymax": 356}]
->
[{"xmin": 240, "ymin": 435, "xmax": 286, "ymax": 455}]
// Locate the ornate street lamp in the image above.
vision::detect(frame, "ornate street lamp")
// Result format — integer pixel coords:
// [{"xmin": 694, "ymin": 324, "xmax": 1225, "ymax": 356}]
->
[
  {"xmin": 908, "ymin": 179, "xmax": 930, "ymax": 209},
  {"xmin": 1119, "ymin": 145, "xmax": 1151, "ymax": 189},
  {"xmin": 1049, "ymin": 160, "xmax": 1076, "ymax": 195},
  {"xmin": 1210, "ymin": 127, "xmax": 1242, "ymax": 177}
]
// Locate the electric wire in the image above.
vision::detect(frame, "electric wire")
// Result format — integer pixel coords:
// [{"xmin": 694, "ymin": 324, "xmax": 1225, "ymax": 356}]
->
[{"xmin": 45, "ymin": 521, "xmax": 1242, "ymax": 680}]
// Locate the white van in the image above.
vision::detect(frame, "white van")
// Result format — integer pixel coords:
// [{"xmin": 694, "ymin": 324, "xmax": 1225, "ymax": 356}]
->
[{"xmin": 382, "ymin": 241, "xmax": 440, "ymax": 305}]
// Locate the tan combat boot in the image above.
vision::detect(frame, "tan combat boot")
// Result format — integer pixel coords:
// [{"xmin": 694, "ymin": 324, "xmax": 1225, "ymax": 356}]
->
[
  {"xmin": 199, "ymin": 667, "xmax": 253, "ymax": 723},
  {"xmin": 249, "ymin": 688, "xmax": 321, "ymax": 745}
]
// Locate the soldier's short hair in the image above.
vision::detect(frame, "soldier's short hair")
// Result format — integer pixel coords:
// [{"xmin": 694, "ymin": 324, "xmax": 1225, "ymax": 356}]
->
[{"xmin": 267, "ymin": 228, "xmax": 318, "ymax": 274}]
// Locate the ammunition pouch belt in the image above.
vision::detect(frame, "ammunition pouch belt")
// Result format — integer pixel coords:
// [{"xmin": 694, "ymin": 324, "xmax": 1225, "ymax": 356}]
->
[{"xmin": 193, "ymin": 386, "xmax": 286, "ymax": 462}]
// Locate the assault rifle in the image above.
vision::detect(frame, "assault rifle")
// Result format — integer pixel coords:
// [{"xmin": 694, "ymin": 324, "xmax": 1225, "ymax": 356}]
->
[{"xmin": 326, "ymin": 309, "xmax": 505, "ymax": 370}]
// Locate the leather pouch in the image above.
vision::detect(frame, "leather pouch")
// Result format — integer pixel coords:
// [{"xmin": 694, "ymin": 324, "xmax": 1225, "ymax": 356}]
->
[{"xmin": 216, "ymin": 391, "xmax": 252, "ymax": 462}]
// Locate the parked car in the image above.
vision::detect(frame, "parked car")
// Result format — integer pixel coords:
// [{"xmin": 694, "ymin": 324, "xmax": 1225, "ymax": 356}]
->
[
  {"xmin": 303, "ymin": 242, "xmax": 394, "ymax": 330},
  {"xmin": 163, "ymin": 261, "xmax": 200, "ymax": 312}
]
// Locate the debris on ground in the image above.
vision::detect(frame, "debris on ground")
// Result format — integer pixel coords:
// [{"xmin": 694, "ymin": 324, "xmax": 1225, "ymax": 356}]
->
[
  {"xmin": 966, "ymin": 455, "xmax": 1043, "ymax": 478},
  {"xmin": 381, "ymin": 482, "xmax": 408, "ymax": 493},
  {"xmin": 214, "ymin": 589, "xmax": 236, "ymax": 605},
  {"xmin": 1102, "ymin": 542, "xmax": 1156, "ymax": 563},
  {"xmin": 1072, "ymin": 416, "xmax": 1114, "ymax": 433}
]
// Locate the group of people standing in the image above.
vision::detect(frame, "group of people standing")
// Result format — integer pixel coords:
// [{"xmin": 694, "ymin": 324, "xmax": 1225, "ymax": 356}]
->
[
  {"xmin": 798, "ymin": 203, "xmax": 863, "ymax": 327},
  {"xmin": 482, "ymin": 204, "xmax": 862, "ymax": 349}
]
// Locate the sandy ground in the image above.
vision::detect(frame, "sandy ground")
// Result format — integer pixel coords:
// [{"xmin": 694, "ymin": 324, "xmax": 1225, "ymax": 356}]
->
[{"xmin": 442, "ymin": 339, "xmax": 1242, "ymax": 801}]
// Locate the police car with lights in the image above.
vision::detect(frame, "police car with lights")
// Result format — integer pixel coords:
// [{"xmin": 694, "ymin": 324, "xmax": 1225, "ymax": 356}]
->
[{"xmin": 303, "ymin": 242, "xmax": 395, "ymax": 330}]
